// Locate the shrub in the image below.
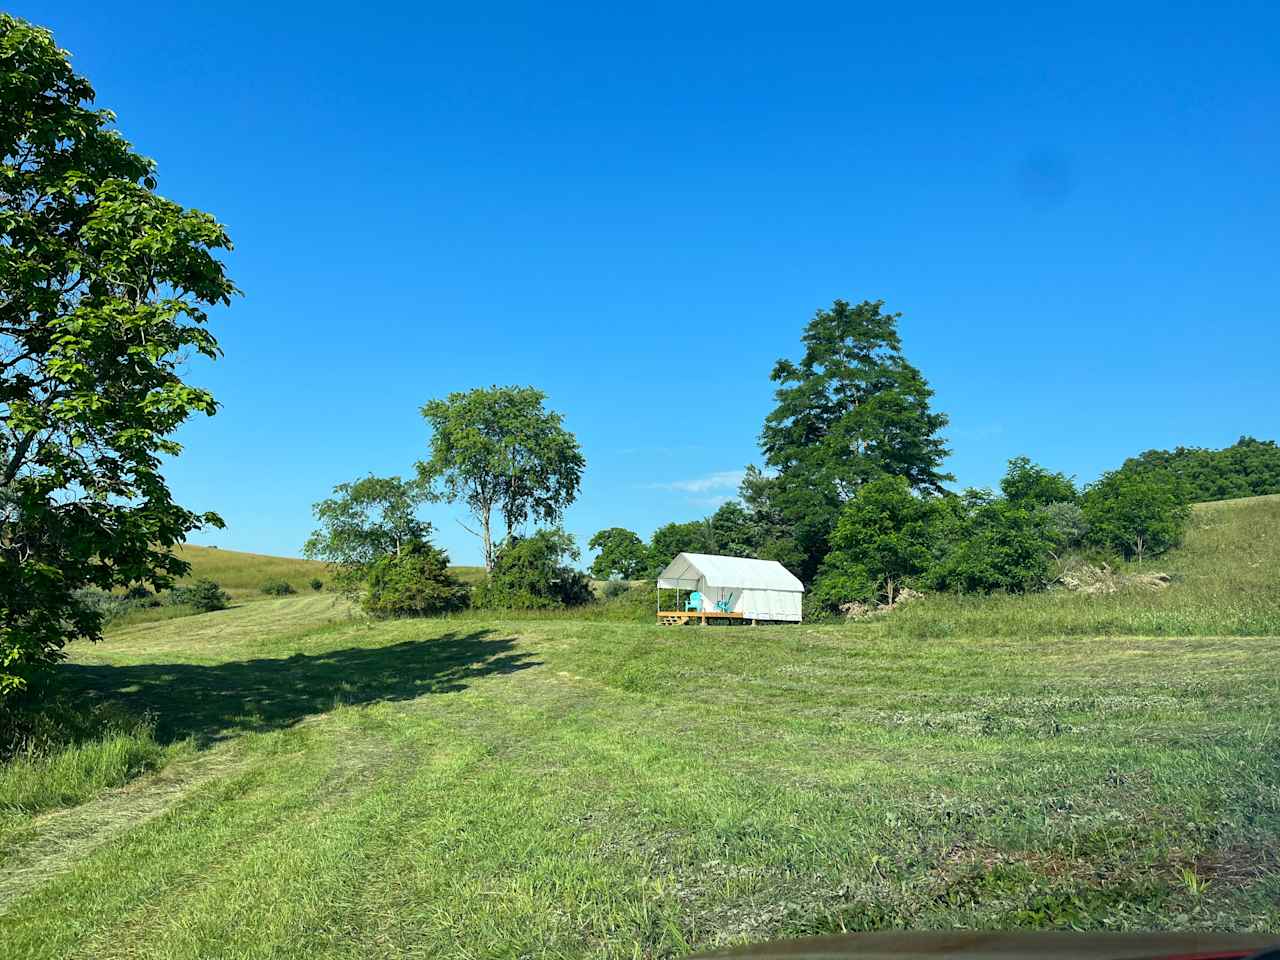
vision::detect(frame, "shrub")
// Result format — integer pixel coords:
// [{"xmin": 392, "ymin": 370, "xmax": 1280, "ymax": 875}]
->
[
  {"xmin": 472, "ymin": 528, "xmax": 594, "ymax": 610},
  {"xmin": 260, "ymin": 578, "xmax": 296, "ymax": 596},
  {"xmin": 308, "ymin": 577, "xmax": 324, "ymax": 592},
  {"xmin": 362, "ymin": 544, "xmax": 468, "ymax": 618},
  {"xmin": 928, "ymin": 500, "xmax": 1056, "ymax": 594},
  {"xmin": 601, "ymin": 579, "xmax": 631, "ymax": 600},
  {"xmin": 167, "ymin": 579, "xmax": 230, "ymax": 613},
  {"xmin": 1038, "ymin": 500, "xmax": 1089, "ymax": 551}
]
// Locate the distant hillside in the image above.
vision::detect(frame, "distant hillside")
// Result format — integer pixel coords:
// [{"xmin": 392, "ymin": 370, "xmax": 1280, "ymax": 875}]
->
[
  {"xmin": 175, "ymin": 544, "xmax": 485, "ymax": 597},
  {"xmin": 863, "ymin": 492, "xmax": 1280, "ymax": 638}
]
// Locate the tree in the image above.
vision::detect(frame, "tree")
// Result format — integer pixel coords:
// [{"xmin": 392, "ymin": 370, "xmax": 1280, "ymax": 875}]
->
[
  {"xmin": 0, "ymin": 17, "xmax": 235, "ymax": 696},
  {"xmin": 472, "ymin": 527, "xmax": 593, "ymax": 609},
  {"xmin": 1083, "ymin": 470, "xmax": 1190, "ymax": 563},
  {"xmin": 303, "ymin": 475, "xmax": 430, "ymax": 595},
  {"xmin": 706, "ymin": 501, "xmax": 759, "ymax": 557},
  {"xmin": 927, "ymin": 499, "xmax": 1056, "ymax": 594},
  {"xmin": 1000, "ymin": 456, "xmax": 1077, "ymax": 507},
  {"xmin": 418, "ymin": 386, "xmax": 584, "ymax": 571},
  {"xmin": 363, "ymin": 542, "xmax": 468, "ymax": 618},
  {"xmin": 588, "ymin": 527, "xmax": 647, "ymax": 580},
  {"xmin": 811, "ymin": 475, "xmax": 952, "ymax": 609},
  {"xmin": 1120, "ymin": 436, "xmax": 1280, "ymax": 503},
  {"xmin": 646, "ymin": 519, "xmax": 716, "ymax": 576},
  {"xmin": 755, "ymin": 299, "xmax": 952, "ymax": 581}
]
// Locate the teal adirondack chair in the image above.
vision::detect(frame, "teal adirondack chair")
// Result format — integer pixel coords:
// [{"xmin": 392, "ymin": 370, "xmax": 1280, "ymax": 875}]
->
[
  {"xmin": 684, "ymin": 591, "xmax": 703, "ymax": 612},
  {"xmin": 714, "ymin": 592, "xmax": 735, "ymax": 613}
]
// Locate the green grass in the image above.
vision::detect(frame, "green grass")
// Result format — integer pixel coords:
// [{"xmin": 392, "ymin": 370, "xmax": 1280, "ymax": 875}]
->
[
  {"xmin": 174, "ymin": 543, "xmax": 487, "ymax": 598},
  {"xmin": 1, "ymin": 499, "xmax": 1278, "ymax": 958},
  {"xmin": 863, "ymin": 494, "xmax": 1280, "ymax": 638}
]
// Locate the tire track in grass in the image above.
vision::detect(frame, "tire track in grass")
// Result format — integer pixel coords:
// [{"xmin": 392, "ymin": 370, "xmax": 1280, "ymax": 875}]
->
[{"xmin": 0, "ymin": 747, "xmax": 255, "ymax": 904}]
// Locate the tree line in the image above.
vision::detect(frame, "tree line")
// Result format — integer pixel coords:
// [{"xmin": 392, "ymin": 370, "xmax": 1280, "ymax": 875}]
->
[{"xmin": 588, "ymin": 300, "xmax": 1201, "ymax": 615}]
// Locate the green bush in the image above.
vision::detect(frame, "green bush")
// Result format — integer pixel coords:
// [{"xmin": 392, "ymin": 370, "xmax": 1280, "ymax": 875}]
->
[
  {"xmin": 1083, "ymin": 470, "xmax": 1191, "ymax": 563},
  {"xmin": 168, "ymin": 579, "xmax": 230, "ymax": 613},
  {"xmin": 472, "ymin": 528, "xmax": 594, "ymax": 610},
  {"xmin": 362, "ymin": 544, "xmax": 468, "ymax": 618},
  {"xmin": 1038, "ymin": 500, "xmax": 1089, "ymax": 551},
  {"xmin": 928, "ymin": 500, "xmax": 1056, "ymax": 594},
  {"xmin": 601, "ymin": 579, "xmax": 631, "ymax": 599},
  {"xmin": 308, "ymin": 577, "xmax": 324, "ymax": 592},
  {"xmin": 260, "ymin": 578, "xmax": 296, "ymax": 596}
]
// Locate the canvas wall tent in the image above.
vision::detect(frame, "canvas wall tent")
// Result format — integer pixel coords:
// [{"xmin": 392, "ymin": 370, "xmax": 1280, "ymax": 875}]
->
[{"xmin": 656, "ymin": 553, "xmax": 805, "ymax": 622}]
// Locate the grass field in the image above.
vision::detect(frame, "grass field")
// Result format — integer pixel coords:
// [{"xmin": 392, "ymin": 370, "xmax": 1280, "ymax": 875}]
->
[
  {"xmin": 1, "ymin": 499, "xmax": 1277, "ymax": 958},
  {"xmin": 172, "ymin": 543, "xmax": 487, "ymax": 598}
]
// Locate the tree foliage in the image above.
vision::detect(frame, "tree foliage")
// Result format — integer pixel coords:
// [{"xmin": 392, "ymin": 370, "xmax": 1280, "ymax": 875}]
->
[
  {"xmin": 472, "ymin": 528, "xmax": 592, "ymax": 610},
  {"xmin": 645, "ymin": 519, "xmax": 716, "ymax": 576},
  {"xmin": 1120, "ymin": 436, "xmax": 1280, "ymax": 503},
  {"xmin": 303, "ymin": 475, "xmax": 431, "ymax": 594},
  {"xmin": 812, "ymin": 476, "xmax": 952, "ymax": 608},
  {"xmin": 587, "ymin": 527, "xmax": 647, "ymax": 580},
  {"xmin": 418, "ymin": 386, "xmax": 584, "ymax": 571},
  {"xmin": 1083, "ymin": 470, "xmax": 1190, "ymax": 563},
  {"xmin": 363, "ymin": 542, "xmax": 468, "ymax": 618},
  {"xmin": 1000, "ymin": 456, "xmax": 1077, "ymax": 507},
  {"xmin": 927, "ymin": 498, "xmax": 1056, "ymax": 594},
  {"xmin": 753, "ymin": 299, "xmax": 952, "ymax": 581},
  {"xmin": 0, "ymin": 16, "xmax": 235, "ymax": 695}
]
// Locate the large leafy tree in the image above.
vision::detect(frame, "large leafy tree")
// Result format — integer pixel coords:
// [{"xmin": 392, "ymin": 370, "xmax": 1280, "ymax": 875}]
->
[
  {"xmin": 645, "ymin": 519, "xmax": 716, "ymax": 576},
  {"xmin": 1083, "ymin": 470, "xmax": 1190, "ymax": 563},
  {"xmin": 418, "ymin": 386, "xmax": 584, "ymax": 570},
  {"xmin": 588, "ymin": 527, "xmax": 647, "ymax": 580},
  {"xmin": 303, "ymin": 475, "xmax": 431, "ymax": 594},
  {"xmin": 752, "ymin": 299, "xmax": 952, "ymax": 581},
  {"xmin": 0, "ymin": 17, "xmax": 235, "ymax": 696},
  {"xmin": 812, "ymin": 475, "xmax": 952, "ymax": 608}
]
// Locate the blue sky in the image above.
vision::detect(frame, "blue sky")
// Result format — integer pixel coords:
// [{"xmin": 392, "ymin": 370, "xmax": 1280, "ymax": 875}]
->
[{"xmin": 19, "ymin": 1, "xmax": 1278, "ymax": 565}]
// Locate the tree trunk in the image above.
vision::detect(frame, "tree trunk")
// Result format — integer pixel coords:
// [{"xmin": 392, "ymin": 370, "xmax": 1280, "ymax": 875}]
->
[{"xmin": 482, "ymin": 510, "xmax": 494, "ymax": 571}]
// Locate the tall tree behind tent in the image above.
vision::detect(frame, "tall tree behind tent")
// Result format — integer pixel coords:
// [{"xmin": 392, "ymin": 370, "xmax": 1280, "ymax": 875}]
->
[{"xmin": 747, "ymin": 299, "xmax": 952, "ymax": 582}]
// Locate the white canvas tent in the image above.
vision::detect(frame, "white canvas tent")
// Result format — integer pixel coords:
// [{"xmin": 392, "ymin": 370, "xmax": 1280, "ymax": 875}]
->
[{"xmin": 656, "ymin": 553, "xmax": 805, "ymax": 623}]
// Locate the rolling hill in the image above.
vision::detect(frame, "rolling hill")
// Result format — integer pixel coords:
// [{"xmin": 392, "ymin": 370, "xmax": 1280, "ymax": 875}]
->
[{"xmin": 174, "ymin": 543, "xmax": 486, "ymax": 597}]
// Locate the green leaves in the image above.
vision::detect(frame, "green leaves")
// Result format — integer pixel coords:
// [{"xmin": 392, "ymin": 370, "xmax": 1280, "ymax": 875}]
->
[
  {"xmin": 303, "ymin": 475, "xmax": 433, "ymax": 597},
  {"xmin": 0, "ymin": 14, "xmax": 234, "ymax": 695},
  {"xmin": 1083, "ymin": 470, "xmax": 1191, "ymax": 563},
  {"xmin": 418, "ymin": 386, "xmax": 585, "ymax": 570},
  {"xmin": 754, "ymin": 299, "xmax": 953, "ymax": 581},
  {"xmin": 587, "ymin": 527, "xmax": 647, "ymax": 580}
]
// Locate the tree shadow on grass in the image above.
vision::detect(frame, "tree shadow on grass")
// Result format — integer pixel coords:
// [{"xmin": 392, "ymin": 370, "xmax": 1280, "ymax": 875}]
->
[{"xmin": 58, "ymin": 630, "xmax": 538, "ymax": 747}]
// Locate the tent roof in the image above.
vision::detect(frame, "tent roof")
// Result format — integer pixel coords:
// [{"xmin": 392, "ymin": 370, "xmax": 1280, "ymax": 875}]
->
[{"xmin": 656, "ymin": 553, "xmax": 805, "ymax": 592}]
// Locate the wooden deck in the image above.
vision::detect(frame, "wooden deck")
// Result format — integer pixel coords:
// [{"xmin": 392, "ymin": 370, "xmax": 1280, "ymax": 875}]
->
[{"xmin": 657, "ymin": 610, "xmax": 747, "ymax": 626}]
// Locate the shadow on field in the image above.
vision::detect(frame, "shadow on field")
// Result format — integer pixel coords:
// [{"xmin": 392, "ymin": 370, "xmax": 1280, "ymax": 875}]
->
[{"xmin": 60, "ymin": 630, "xmax": 537, "ymax": 747}]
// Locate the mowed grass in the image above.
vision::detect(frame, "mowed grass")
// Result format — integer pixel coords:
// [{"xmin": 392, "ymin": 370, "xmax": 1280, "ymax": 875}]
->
[
  {"xmin": 173, "ymin": 543, "xmax": 487, "ymax": 598},
  {"xmin": 0, "ymin": 500, "xmax": 1277, "ymax": 958}
]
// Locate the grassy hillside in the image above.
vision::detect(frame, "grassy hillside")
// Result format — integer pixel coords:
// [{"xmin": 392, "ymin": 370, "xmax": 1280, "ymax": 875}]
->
[
  {"xmin": 1, "ymin": 497, "xmax": 1277, "ymax": 957},
  {"xmin": 173, "ymin": 543, "xmax": 487, "ymax": 597},
  {"xmin": 860, "ymin": 494, "xmax": 1280, "ymax": 638}
]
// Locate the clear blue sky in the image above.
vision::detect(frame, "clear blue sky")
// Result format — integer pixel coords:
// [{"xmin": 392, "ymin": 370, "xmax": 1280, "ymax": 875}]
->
[{"xmin": 20, "ymin": 1, "xmax": 1278, "ymax": 565}]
